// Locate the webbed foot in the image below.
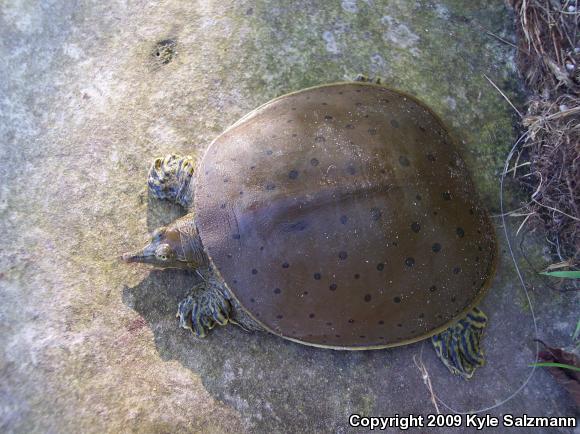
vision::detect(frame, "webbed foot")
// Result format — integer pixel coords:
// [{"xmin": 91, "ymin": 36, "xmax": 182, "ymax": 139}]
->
[
  {"xmin": 176, "ymin": 284, "xmax": 232, "ymax": 338},
  {"xmin": 431, "ymin": 307, "xmax": 487, "ymax": 379},
  {"xmin": 148, "ymin": 154, "xmax": 196, "ymax": 208}
]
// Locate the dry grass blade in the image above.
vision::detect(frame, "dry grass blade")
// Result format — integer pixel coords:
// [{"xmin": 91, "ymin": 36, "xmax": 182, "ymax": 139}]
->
[{"xmin": 509, "ymin": 0, "xmax": 580, "ymax": 274}]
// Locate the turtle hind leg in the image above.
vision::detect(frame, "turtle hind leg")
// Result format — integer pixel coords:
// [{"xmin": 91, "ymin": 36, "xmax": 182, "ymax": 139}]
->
[
  {"xmin": 431, "ymin": 307, "xmax": 488, "ymax": 379},
  {"xmin": 353, "ymin": 74, "xmax": 383, "ymax": 84},
  {"xmin": 148, "ymin": 154, "xmax": 196, "ymax": 208},
  {"xmin": 177, "ymin": 282, "xmax": 232, "ymax": 338}
]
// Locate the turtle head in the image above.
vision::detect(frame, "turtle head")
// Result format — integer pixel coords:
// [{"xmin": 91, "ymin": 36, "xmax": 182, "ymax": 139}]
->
[{"xmin": 122, "ymin": 214, "xmax": 207, "ymax": 270}]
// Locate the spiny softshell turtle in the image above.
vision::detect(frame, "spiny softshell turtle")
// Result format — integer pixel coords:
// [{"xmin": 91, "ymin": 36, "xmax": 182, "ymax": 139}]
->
[{"xmin": 122, "ymin": 80, "xmax": 497, "ymax": 378}]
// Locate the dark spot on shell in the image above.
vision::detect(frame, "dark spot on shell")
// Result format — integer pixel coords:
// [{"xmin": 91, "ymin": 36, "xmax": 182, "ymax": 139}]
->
[
  {"xmin": 390, "ymin": 119, "xmax": 400, "ymax": 128},
  {"xmin": 315, "ymin": 136, "xmax": 325, "ymax": 143},
  {"xmin": 303, "ymin": 291, "xmax": 309, "ymax": 296},
  {"xmin": 239, "ymin": 191, "xmax": 244, "ymax": 195},
  {"xmin": 397, "ymin": 323, "xmax": 403, "ymax": 327},
  {"xmin": 411, "ymin": 222, "xmax": 421, "ymax": 233},
  {"xmin": 266, "ymin": 150, "xmax": 273, "ymax": 155},
  {"xmin": 345, "ymin": 124, "xmax": 354, "ymax": 129},
  {"xmin": 313, "ymin": 273, "xmax": 321, "ymax": 280},
  {"xmin": 282, "ymin": 220, "xmax": 308, "ymax": 232},
  {"xmin": 354, "ymin": 273, "xmax": 360, "ymax": 279},
  {"xmin": 273, "ymin": 288, "xmax": 281, "ymax": 294},
  {"xmin": 416, "ymin": 194, "xmax": 422, "ymax": 201},
  {"xmin": 288, "ymin": 170, "xmax": 299, "ymax": 179},
  {"xmin": 359, "ymin": 335, "xmax": 366, "ymax": 339},
  {"xmin": 250, "ymin": 298, "xmax": 255, "ymax": 303},
  {"xmin": 326, "ymin": 322, "xmax": 332, "ymax": 326},
  {"xmin": 377, "ymin": 263, "xmax": 385, "ymax": 271},
  {"xmin": 427, "ymin": 153, "xmax": 436, "ymax": 161},
  {"xmin": 335, "ymin": 334, "xmax": 341, "ymax": 338},
  {"xmin": 340, "ymin": 215, "xmax": 348, "ymax": 225},
  {"xmin": 453, "ymin": 266, "xmax": 461, "ymax": 274},
  {"xmin": 310, "ymin": 158, "xmax": 319, "ymax": 166},
  {"xmin": 324, "ymin": 115, "xmax": 333, "ymax": 120},
  {"xmin": 347, "ymin": 165, "xmax": 356, "ymax": 175},
  {"xmin": 276, "ymin": 314, "xmax": 283, "ymax": 319},
  {"xmin": 250, "ymin": 165, "xmax": 256, "ymax": 170},
  {"xmin": 393, "ymin": 296, "xmax": 401, "ymax": 303},
  {"xmin": 322, "ymin": 102, "xmax": 328, "ymax": 106},
  {"xmin": 432, "ymin": 243, "xmax": 442, "ymax": 252},
  {"xmin": 309, "ymin": 313, "xmax": 315, "ymax": 318},
  {"xmin": 232, "ymin": 234, "xmax": 241, "ymax": 240},
  {"xmin": 378, "ymin": 320, "xmax": 384, "ymax": 325},
  {"xmin": 469, "ymin": 208, "xmax": 475, "ymax": 215},
  {"xmin": 251, "ymin": 269, "xmax": 258, "ymax": 275},
  {"xmin": 338, "ymin": 251, "xmax": 348, "ymax": 260},
  {"xmin": 223, "ymin": 178, "xmax": 229, "ymax": 183},
  {"xmin": 370, "ymin": 207, "xmax": 382, "ymax": 221},
  {"xmin": 364, "ymin": 294, "xmax": 372, "ymax": 302},
  {"xmin": 220, "ymin": 203, "xmax": 226, "ymax": 209},
  {"xmin": 405, "ymin": 257, "xmax": 415, "ymax": 267},
  {"xmin": 260, "ymin": 246, "xmax": 264, "ymax": 251},
  {"xmin": 286, "ymin": 119, "xmax": 292, "ymax": 124},
  {"xmin": 456, "ymin": 227, "xmax": 465, "ymax": 238},
  {"xmin": 348, "ymin": 319, "xmax": 355, "ymax": 323},
  {"xmin": 399, "ymin": 156, "xmax": 410, "ymax": 167},
  {"xmin": 282, "ymin": 262, "xmax": 289, "ymax": 268},
  {"xmin": 226, "ymin": 253, "xmax": 232, "ymax": 258},
  {"xmin": 329, "ymin": 283, "xmax": 337, "ymax": 291},
  {"xmin": 368, "ymin": 128, "xmax": 377, "ymax": 135},
  {"xmin": 451, "ymin": 296, "xmax": 457, "ymax": 302},
  {"xmin": 442, "ymin": 191, "xmax": 452, "ymax": 201},
  {"xmin": 418, "ymin": 313, "xmax": 425, "ymax": 318},
  {"xmin": 430, "ymin": 285, "xmax": 437, "ymax": 292}
]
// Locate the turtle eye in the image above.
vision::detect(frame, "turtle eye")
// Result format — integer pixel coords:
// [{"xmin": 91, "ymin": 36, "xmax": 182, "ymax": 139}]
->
[
  {"xmin": 152, "ymin": 227, "xmax": 166, "ymax": 240},
  {"xmin": 155, "ymin": 244, "xmax": 173, "ymax": 261}
]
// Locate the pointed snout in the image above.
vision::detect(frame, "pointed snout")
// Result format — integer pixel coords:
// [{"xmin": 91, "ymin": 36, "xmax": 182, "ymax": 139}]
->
[
  {"xmin": 121, "ymin": 251, "xmax": 145, "ymax": 263},
  {"xmin": 121, "ymin": 244, "xmax": 156, "ymax": 264}
]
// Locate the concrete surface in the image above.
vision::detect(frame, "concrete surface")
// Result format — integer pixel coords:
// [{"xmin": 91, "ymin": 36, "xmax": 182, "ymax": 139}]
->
[{"xmin": 0, "ymin": 0, "xmax": 578, "ymax": 433}]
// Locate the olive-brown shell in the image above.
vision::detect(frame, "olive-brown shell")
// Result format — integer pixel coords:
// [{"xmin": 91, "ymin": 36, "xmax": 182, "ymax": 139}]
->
[{"xmin": 194, "ymin": 82, "xmax": 496, "ymax": 349}]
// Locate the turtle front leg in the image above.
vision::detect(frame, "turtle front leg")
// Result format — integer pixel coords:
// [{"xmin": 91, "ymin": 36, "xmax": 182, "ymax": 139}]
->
[
  {"xmin": 148, "ymin": 154, "xmax": 196, "ymax": 209},
  {"xmin": 176, "ymin": 282, "xmax": 232, "ymax": 338}
]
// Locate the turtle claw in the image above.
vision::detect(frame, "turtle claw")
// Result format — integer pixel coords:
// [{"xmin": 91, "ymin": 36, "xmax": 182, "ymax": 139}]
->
[{"xmin": 176, "ymin": 290, "xmax": 232, "ymax": 338}]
